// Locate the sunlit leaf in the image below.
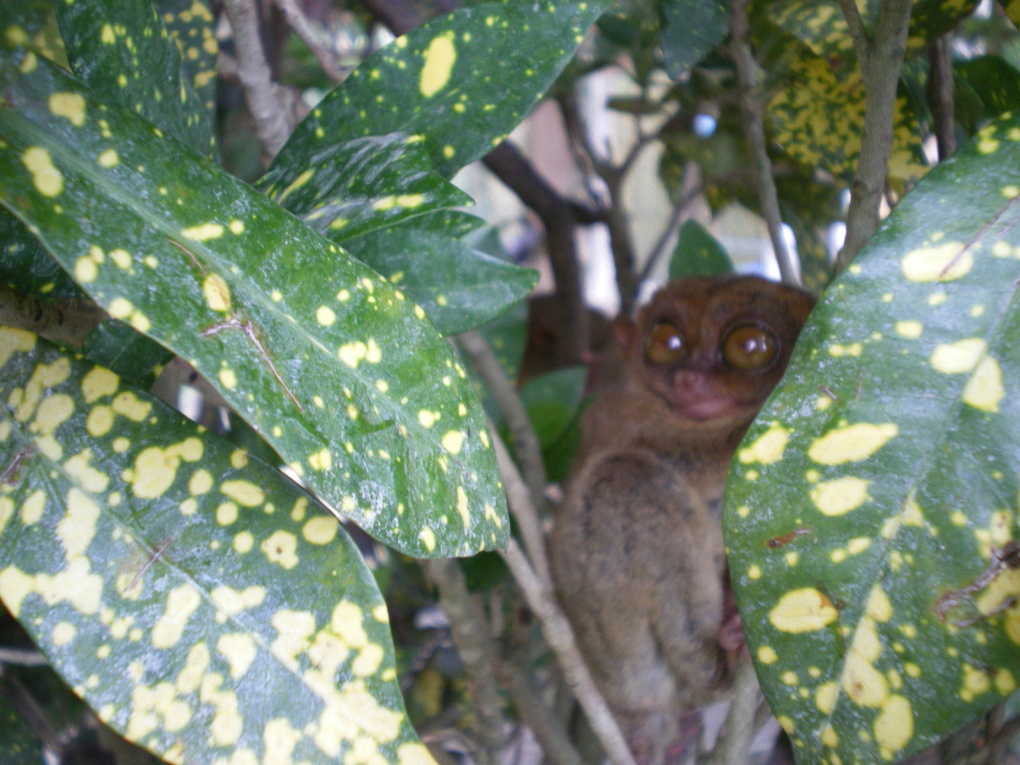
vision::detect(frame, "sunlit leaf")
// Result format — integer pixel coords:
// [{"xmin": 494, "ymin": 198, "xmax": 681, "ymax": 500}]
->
[
  {"xmin": 55, "ymin": 0, "xmax": 215, "ymax": 157},
  {"xmin": 268, "ymin": 0, "xmax": 608, "ymax": 180},
  {"xmin": 725, "ymin": 113, "xmax": 1020, "ymax": 764},
  {"xmin": 668, "ymin": 220, "xmax": 734, "ymax": 278},
  {"xmin": 0, "ymin": 50, "xmax": 506, "ymax": 558},
  {"xmin": 260, "ymin": 132, "xmax": 471, "ymax": 242},
  {"xmin": 0, "ymin": 328, "xmax": 432, "ymax": 765}
]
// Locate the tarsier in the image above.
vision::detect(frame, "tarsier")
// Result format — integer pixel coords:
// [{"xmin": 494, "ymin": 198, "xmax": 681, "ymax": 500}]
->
[{"xmin": 549, "ymin": 275, "xmax": 814, "ymax": 765}]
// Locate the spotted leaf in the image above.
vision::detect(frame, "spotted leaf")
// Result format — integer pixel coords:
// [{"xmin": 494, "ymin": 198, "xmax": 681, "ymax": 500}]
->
[
  {"xmin": 342, "ymin": 221, "xmax": 539, "ymax": 336},
  {"xmin": 0, "ymin": 328, "xmax": 432, "ymax": 765},
  {"xmin": 268, "ymin": 0, "xmax": 608, "ymax": 180},
  {"xmin": 768, "ymin": 41, "xmax": 928, "ymax": 184},
  {"xmin": 765, "ymin": 0, "xmax": 977, "ymax": 64},
  {"xmin": 260, "ymin": 132, "xmax": 471, "ymax": 242},
  {"xmin": 725, "ymin": 113, "xmax": 1020, "ymax": 764},
  {"xmin": 155, "ymin": 0, "xmax": 218, "ymax": 124},
  {"xmin": 55, "ymin": 0, "xmax": 215, "ymax": 158},
  {"xmin": 0, "ymin": 51, "xmax": 507, "ymax": 558},
  {"xmin": 660, "ymin": 0, "xmax": 727, "ymax": 80}
]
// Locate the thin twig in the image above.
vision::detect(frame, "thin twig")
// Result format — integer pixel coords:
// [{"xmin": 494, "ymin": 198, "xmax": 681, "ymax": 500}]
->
[
  {"xmin": 500, "ymin": 539, "xmax": 636, "ymax": 765},
  {"xmin": 835, "ymin": 0, "xmax": 914, "ymax": 271},
  {"xmin": 729, "ymin": 0, "xmax": 801, "ymax": 286},
  {"xmin": 424, "ymin": 559, "xmax": 506, "ymax": 765},
  {"xmin": 222, "ymin": 0, "xmax": 298, "ymax": 161},
  {"xmin": 559, "ymin": 94, "xmax": 641, "ymax": 313},
  {"xmin": 272, "ymin": 0, "xmax": 347, "ymax": 82},
  {"xmin": 493, "ymin": 434, "xmax": 551, "ymax": 589},
  {"xmin": 639, "ymin": 172, "xmax": 705, "ymax": 284},
  {"xmin": 457, "ymin": 330, "xmax": 548, "ymax": 545}
]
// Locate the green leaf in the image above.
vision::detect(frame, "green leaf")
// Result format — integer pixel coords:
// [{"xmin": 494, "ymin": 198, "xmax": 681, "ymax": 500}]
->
[
  {"xmin": 0, "ymin": 207, "xmax": 84, "ymax": 301},
  {"xmin": 515, "ymin": 366, "xmax": 588, "ymax": 483},
  {"xmin": 0, "ymin": 51, "xmax": 507, "ymax": 558},
  {"xmin": 724, "ymin": 113, "xmax": 1020, "ymax": 764},
  {"xmin": 668, "ymin": 220, "xmax": 734, "ymax": 278},
  {"xmin": 954, "ymin": 55, "xmax": 1020, "ymax": 130},
  {"xmin": 81, "ymin": 319, "xmax": 173, "ymax": 383},
  {"xmin": 0, "ymin": 691, "xmax": 41, "ymax": 763},
  {"xmin": 268, "ymin": 0, "xmax": 608, "ymax": 179},
  {"xmin": 55, "ymin": 0, "xmax": 215, "ymax": 157},
  {"xmin": 343, "ymin": 223, "xmax": 538, "ymax": 336},
  {"xmin": 155, "ymin": 0, "xmax": 218, "ymax": 123},
  {"xmin": 260, "ymin": 132, "xmax": 471, "ymax": 242},
  {"xmin": 660, "ymin": 0, "xmax": 728, "ymax": 80},
  {"xmin": 0, "ymin": 328, "xmax": 431, "ymax": 765}
]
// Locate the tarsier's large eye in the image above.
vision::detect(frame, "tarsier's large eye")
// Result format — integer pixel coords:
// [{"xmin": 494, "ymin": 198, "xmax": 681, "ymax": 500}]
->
[
  {"xmin": 722, "ymin": 324, "xmax": 779, "ymax": 369},
  {"xmin": 645, "ymin": 322, "xmax": 688, "ymax": 365}
]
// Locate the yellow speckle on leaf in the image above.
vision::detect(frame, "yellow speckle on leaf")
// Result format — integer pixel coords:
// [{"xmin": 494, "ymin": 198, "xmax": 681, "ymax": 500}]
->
[
  {"xmin": 808, "ymin": 423, "xmax": 898, "ymax": 465},
  {"xmin": 757, "ymin": 646, "xmax": 777, "ymax": 664},
  {"xmin": 420, "ymin": 31, "xmax": 456, "ymax": 97},
  {"xmin": 22, "ymin": 146, "xmax": 63, "ymax": 197},
  {"xmin": 963, "ymin": 356, "xmax": 1003, "ymax": 413},
  {"xmin": 261, "ymin": 530, "xmax": 298, "ymax": 569},
  {"xmin": 442, "ymin": 430, "xmax": 465, "ymax": 455},
  {"xmin": 152, "ymin": 584, "xmax": 201, "ymax": 648},
  {"xmin": 220, "ymin": 480, "xmax": 264, "ymax": 507},
  {"xmin": 810, "ymin": 476, "xmax": 871, "ymax": 516},
  {"xmin": 217, "ymin": 633, "xmax": 257, "ymax": 680},
  {"xmin": 49, "ymin": 92, "xmax": 87, "ymax": 126},
  {"xmin": 901, "ymin": 242, "xmax": 971, "ymax": 282},
  {"xmin": 769, "ymin": 588, "xmax": 838, "ymax": 633},
  {"xmin": 308, "ymin": 448, "xmax": 332, "ymax": 471},
  {"xmin": 842, "ymin": 650, "xmax": 889, "ymax": 707},
  {"xmin": 816, "ymin": 681, "xmax": 839, "ymax": 715},
  {"xmin": 316, "ymin": 306, "xmax": 336, "ymax": 326},
  {"xmin": 181, "ymin": 223, "xmax": 223, "ymax": 241},
  {"xmin": 930, "ymin": 338, "xmax": 986, "ymax": 374},
  {"xmin": 98, "ymin": 149, "xmax": 119, "ymax": 168},
  {"xmin": 420, "ymin": 527, "xmax": 436, "ymax": 552},
  {"xmin": 418, "ymin": 410, "xmax": 439, "ymax": 428},
  {"xmin": 895, "ymin": 321, "xmax": 922, "ymax": 339},
  {"xmin": 738, "ymin": 423, "xmax": 789, "ymax": 464},
  {"xmin": 203, "ymin": 274, "xmax": 231, "ymax": 312},
  {"xmin": 303, "ymin": 516, "xmax": 338, "ymax": 545},
  {"xmin": 874, "ymin": 696, "xmax": 913, "ymax": 756}
]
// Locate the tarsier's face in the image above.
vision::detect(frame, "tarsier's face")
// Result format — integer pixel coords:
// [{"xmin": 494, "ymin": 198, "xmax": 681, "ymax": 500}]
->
[{"xmin": 634, "ymin": 276, "xmax": 815, "ymax": 424}]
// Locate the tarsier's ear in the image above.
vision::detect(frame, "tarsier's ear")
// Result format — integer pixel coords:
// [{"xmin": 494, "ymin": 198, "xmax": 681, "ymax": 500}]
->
[{"xmin": 612, "ymin": 315, "xmax": 640, "ymax": 356}]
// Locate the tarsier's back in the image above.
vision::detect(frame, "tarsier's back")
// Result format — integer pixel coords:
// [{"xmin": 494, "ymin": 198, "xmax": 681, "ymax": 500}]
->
[{"xmin": 549, "ymin": 275, "xmax": 814, "ymax": 765}]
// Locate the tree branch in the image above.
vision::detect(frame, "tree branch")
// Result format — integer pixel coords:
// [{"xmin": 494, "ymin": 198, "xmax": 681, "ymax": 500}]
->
[
  {"xmin": 729, "ymin": 0, "xmax": 801, "ymax": 286},
  {"xmin": 483, "ymin": 142, "xmax": 591, "ymax": 364},
  {"xmin": 926, "ymin": 35, "xmax": 956, "ymax": 162},
  {"xmin": 222, "ymin": 0, "xmax": 299, "ymax": 161},
  {"xmin": 271, "ymin": 0, "xmax": 347, "ymax": 82},
  {"xmin": 835, "ymin": 0, "xmax": 914, "ymax": 271}
]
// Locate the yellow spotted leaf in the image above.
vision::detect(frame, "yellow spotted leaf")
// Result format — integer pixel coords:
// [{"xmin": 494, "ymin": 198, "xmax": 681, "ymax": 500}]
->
[
  {"xmin": 0, "ymin": 331, "xmax": 429, "ymax": 765},
  {"xmin": 724, "ymin": 112, "xmax": 1020, "ymax": 764}
]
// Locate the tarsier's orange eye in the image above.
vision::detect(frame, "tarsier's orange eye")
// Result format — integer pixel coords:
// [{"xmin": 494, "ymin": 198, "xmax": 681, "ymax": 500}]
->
[
  {"xmin": 645, "ymin": 322, "xmax": 688, "ymax": 365},
  {"xmin": 722, "ymin": 324, "xmax": 779, "ymax": 369}
]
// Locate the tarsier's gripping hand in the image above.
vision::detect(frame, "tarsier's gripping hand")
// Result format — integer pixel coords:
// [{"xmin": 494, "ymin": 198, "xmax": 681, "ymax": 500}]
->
[{"xmin": 549, "ymin": 276, "xmax": 814, "ymax": 765}]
